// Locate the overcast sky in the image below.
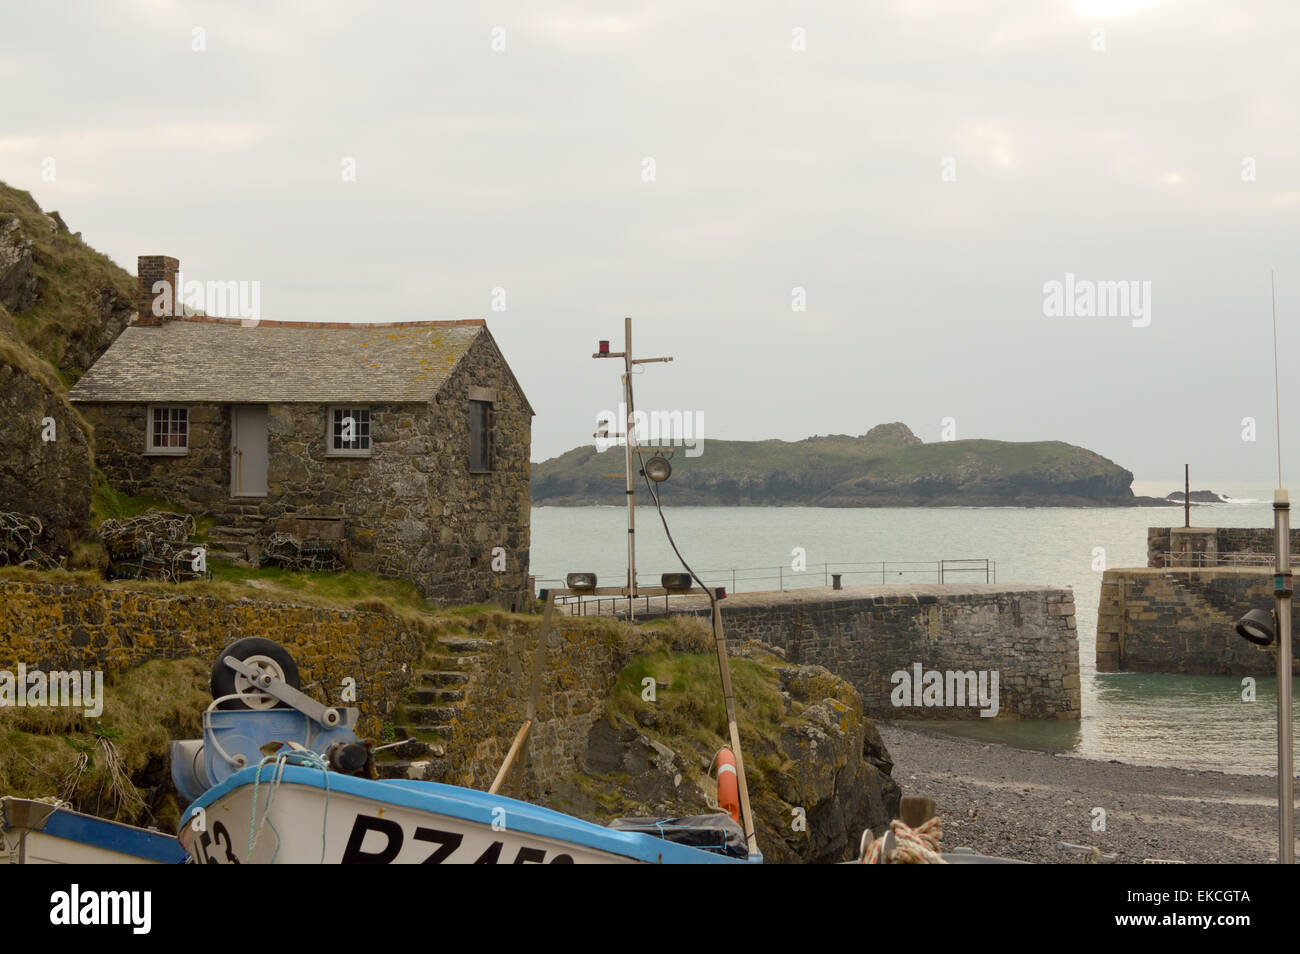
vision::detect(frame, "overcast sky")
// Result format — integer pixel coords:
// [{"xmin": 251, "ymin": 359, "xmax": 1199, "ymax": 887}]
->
[{"xmin": 3, "ymin": 1, "xmax": 1298, "ymax": 484}]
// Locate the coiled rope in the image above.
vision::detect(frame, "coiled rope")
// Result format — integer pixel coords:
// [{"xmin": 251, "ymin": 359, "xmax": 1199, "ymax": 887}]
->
[
  {"xmin": 862, "ymin": 816, "xmax": 948, "ymax": 865},
  {"xmin": 247, "ymin": 746, "xmax": 332, "ymax": 864}
]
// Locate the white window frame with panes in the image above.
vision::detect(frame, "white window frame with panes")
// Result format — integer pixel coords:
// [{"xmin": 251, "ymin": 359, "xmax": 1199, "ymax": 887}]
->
[
  {"xmin": 326, "ymin": 406, "xmax": 372, "ymax": 457},
  {"xmin": 145, "ymin": 405, "xmax": 189, "ymax": 455}
]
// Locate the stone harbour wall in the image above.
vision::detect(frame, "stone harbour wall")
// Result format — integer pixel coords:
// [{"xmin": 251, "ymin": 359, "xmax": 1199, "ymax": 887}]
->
[
  {"xmin": 667, "ymin": 584, "xmax": 1080, "ymax": 720},
  {"xmin": 1096, "ymin": 567, "xmax": 1293, "ymax": 675},
  {"xmin": 1146, "ymin": 525, "xmax": 1300, "ymax": 567},
  {"xmin": 0, "ymin": 579, "xmax": 426, "ymax": 736}
]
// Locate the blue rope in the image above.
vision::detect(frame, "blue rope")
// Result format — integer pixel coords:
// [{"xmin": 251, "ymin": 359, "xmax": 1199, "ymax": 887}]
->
[{"xmin": 247, "ymin": 746, "xmax": 332, "ymax": 863}]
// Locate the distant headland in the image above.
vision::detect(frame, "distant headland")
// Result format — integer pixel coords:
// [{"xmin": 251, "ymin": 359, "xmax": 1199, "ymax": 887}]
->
[{"xmin": 532, "ymin": 422, "xmax": 1184, "ymax": 508}]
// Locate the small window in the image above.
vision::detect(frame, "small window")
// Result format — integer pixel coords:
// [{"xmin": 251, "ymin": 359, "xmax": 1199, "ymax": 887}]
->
[
  {"xmin": 469, "ymin": 400, "xmax": 493, "ymax": 473},
  {"xmin": 328, "ymin": 406, "xmax": 372, "ymax": 456},
  {"xmin": 146, "ymin": 406, "xmax": 189, "ymax": 454}
]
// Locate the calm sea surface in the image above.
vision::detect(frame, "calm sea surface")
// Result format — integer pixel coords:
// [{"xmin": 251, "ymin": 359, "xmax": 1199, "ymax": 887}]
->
[{"xmin": 531, "ymin": 480, "xmax": 1296, "ymax": 774}]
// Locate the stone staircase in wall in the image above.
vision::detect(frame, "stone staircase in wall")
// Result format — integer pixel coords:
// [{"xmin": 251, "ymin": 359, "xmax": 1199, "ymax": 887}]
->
[
  {"xmin": 201, "ymin": 509, "xmax": 267, "ymax": 565},
  {"xmin": 1163, "ymin": 573, "xmax": 1248, "ymax": 631},
  {"xmin": 372, "ymin": 633, "xmax": 498, "ymax": 783}
]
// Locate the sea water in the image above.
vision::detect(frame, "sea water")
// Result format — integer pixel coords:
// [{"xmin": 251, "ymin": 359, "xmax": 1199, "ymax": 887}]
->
[{"xmin": 531, "ymin": 480, "xmax": 1296, "ymax": 774}]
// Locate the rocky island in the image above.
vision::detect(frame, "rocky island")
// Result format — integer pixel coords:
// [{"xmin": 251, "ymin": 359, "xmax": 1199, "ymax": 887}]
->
[{"xmin": 533, "ymin": 422, "xmax": 1163, "ymax": 508}]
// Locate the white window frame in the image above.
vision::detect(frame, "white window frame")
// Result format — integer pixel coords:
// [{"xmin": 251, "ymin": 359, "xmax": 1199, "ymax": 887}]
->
[
  {"xmin": 326, "ymin": 405, "xmax": 372, "ymax": 458},
  {"xmin": 145, "ymin": 405, "xmax": 189, "ymax": 455}
]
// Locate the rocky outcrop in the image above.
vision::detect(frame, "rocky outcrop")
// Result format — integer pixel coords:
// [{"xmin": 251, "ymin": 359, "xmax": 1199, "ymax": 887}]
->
[
  {"xmin": 862, "ymin": 421, "xmax": 922, "ymax": 446},
  {"xmin": 0, "ymin": 183, "xmax": 134, "ymax": 558},
  {"xmin": 572, "ymin": 651, "xmax": 898, "ymax": 864},
  {"xmin": 0, "ymin": 213, "xmax": 39, "ymax": 314},
  {"xmin": 0, "ymin": 333, "xmax": 91, "ymax": 557},
  {"xmin": 0, "ymin": 183, "xmax": 135, "ymax": 382},
  {"xmin": 758, "ymin": 665, "xmax": 901, "ymax": 863},
  {"xmin": 571, "ymin": 663, "xmax": 900, "ymax": 863}
]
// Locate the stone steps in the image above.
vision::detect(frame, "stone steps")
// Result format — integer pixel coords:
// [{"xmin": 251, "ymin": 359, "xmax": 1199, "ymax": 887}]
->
[
  {"xmin": 437, "ymin": 635, "xmax": 496, "ymax": 653},
  {"xmin": 418, "ymin": 669, "xmax": 470, "ymax": 687},
  {"xmin": 397, "ymin": 723, "xmax": 457, "ymax": 739},
  {"xmin": 376, "ymin": 631, "xmax": 497, "ymax": 778},
  {"xmin": 408, "ymin": 686, "xmax": 465, "ymax": 704},
  {"xmin": 1165, "ymin": 575, "xmax": 1240, "ymax": 627},
  {"xmin": 404, "ymin": 704, "xmax": 461, "ymax": 724}
]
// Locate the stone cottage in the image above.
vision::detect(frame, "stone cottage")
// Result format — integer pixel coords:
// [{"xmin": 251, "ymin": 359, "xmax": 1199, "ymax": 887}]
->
[{"xmin": 68, "ymin": 255, "xmax": 533, "ymax": 607}]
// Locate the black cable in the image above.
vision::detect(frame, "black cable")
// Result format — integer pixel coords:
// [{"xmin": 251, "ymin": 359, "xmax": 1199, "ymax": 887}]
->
[{"xmin": 642, "ymin": 465, "xmax": 716, "ymax": 613}]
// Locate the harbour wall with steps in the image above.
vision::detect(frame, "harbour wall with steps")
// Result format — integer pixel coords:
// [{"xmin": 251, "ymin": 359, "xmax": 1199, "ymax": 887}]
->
[
  {"xmin": 1096, "ymin": 567, "xmax": 1295, "ymax": 675},
  {"xmin": 615, "ymin": 583, "xmax": 1081, "ymax": 720}
]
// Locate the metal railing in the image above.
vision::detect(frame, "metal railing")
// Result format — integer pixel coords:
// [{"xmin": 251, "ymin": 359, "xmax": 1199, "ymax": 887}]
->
[
  {"xmin": 1152, "ymin": 551, "xmax": 1281, "ymax": 568},
  {"xmin": 534, "ymin": 558, "xmax": 996, "ymax": 617}
]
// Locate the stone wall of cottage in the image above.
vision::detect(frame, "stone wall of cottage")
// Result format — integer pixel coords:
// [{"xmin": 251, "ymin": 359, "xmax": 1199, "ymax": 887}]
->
[
  {"xmin": 261, "ymin": 401, "xmax": 433, "ymax": 580},
  {"xmin": 79, "ymin": 402, "xmax": 230, "ymax": 512},
  {"xmin": 421, "ymin": 332, "xmax": 531, "ymax": 606}
]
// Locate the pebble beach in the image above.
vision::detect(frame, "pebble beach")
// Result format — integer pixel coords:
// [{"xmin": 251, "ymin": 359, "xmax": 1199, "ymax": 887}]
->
[{"xmin": 881, "ymin": 725, "xmax": 1290, "ymax": 864}]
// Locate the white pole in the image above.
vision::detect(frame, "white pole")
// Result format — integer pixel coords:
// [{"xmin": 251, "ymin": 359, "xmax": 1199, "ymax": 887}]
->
[
  {"xmin": 624, "ymin": 317, "xmax": 636, "ymax": 619},
  {"xmin": 1275, "ymin": 489, "xmax": 1294, "ymax": 863}
]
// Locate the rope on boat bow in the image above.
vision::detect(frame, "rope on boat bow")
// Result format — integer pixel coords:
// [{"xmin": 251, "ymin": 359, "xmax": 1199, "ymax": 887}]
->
[
  {"xmin": 248, "ymin": 746, "xmax": 332, "ymax": 863},
  {"xmin": 862, "ymin": 816, "xmax": 948, "ymax": 865}
]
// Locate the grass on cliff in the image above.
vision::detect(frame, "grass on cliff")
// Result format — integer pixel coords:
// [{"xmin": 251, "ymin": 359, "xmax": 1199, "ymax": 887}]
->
[
  {"xmin": 0, "ymin": 658, "xmax": 210, "ymax": 831},
  {"xmin": 608, "ymin": 648, "xmax": 787, "ymax": 752},
  {"xmin": 0, "ymin": 181, "xmax": 135, "ymax": 386}
]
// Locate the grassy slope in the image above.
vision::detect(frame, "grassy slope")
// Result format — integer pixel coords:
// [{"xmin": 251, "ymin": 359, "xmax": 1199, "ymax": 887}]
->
[{"xmin": 0, "ymin": 181, "xmax": 135, "ymax": 387}]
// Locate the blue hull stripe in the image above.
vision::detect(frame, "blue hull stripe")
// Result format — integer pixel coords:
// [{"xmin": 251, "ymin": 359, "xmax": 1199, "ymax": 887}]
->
[
  {"xmin": 41, "ymin": 810, "xmax": 187, "ymax": 864},
  {"xmin": 182, "ymin": 765, "xmax": 760, "ymax": 865}
]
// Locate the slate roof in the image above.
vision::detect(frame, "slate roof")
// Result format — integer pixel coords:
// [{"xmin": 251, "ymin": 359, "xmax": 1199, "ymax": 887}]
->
[{"xmin": 67, "ymin": 317, "xmax": 525, "ymax": 406}]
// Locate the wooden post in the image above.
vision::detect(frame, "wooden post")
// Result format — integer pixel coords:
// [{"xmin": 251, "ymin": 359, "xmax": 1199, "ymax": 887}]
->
[
  {"xmin": 1185, "ymin": 464, "xmax": 1190, "ymax": 528},
  {"xmin": 711, "ymin": 595, "xmax": 759, "ymax": 857},
  {"xmin": 900, "ymin": 794, "xmax": 936, "ymax": 828}
]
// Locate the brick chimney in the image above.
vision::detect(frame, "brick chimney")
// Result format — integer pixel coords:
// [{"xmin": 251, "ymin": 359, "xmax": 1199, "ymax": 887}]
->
[{"xmin": 136, "ymin": 255, "xmax": 179, "ymax": 326}]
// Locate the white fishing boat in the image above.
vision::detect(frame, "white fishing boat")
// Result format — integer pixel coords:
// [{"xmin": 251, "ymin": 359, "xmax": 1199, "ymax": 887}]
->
[
  {"xmin": 1, "ymin": 796, "xmax": 185, "ymax": 865},
  {"xmin": 171, "ymin": 634, "xmax": 755, "ymax": 865}
]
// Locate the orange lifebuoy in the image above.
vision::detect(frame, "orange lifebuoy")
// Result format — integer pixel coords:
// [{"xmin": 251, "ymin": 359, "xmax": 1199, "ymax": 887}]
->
[{"xmin": 714, "ymin": 747, "xmax": 740, "ymax": 824}]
